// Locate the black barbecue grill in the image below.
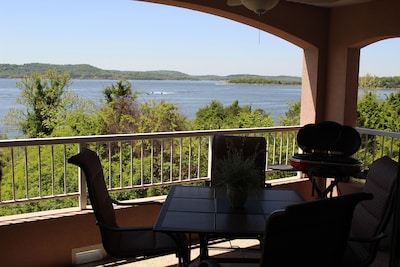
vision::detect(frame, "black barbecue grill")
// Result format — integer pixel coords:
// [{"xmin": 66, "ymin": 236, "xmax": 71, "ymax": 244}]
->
[{"xmin": 290, "ymin": 121, "xmax": 362, "ymax": 198}]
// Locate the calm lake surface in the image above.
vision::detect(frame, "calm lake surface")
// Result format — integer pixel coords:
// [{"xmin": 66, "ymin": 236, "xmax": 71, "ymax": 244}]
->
[
  {"xmin": 0, "ymin": 79, "xmax": 302, "ymax": 138},
  {"xmin": 0, "ymin": 79, "xmax": 396, "ymax": 139}
]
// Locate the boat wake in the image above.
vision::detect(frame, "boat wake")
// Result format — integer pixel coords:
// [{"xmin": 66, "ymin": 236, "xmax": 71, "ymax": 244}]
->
[{"xmin": 150, "ymin": 91, "xmax": 175, "ymax": 95}]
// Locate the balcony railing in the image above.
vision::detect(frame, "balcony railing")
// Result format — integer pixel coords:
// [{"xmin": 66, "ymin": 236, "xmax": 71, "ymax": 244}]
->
[{"xmin": 0, "ymin": 126, "xmax": 398, "ymax": 215}]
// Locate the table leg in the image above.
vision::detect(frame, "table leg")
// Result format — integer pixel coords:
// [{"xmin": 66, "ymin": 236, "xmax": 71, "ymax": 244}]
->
[{"xmin": 199, "ymin": 233, "xmax": 209, "ymax": 261}]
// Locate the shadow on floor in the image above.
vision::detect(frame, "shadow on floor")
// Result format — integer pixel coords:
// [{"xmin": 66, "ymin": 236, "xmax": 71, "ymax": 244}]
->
[{"xmin": 77, "ymin": 239, "xmax": 390, "ymax": 267}]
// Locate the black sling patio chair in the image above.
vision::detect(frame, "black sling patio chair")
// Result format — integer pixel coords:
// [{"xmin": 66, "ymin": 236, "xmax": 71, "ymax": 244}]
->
[
  {"xmin": 199, "ymin": 192, "xmax": 372, "ymax": 267},
  {"xmin": 340, "ymin": 156, "xmax": 398, "ymax": 267},
  {"xmin": 68, "ymin": 148, "xmax": 189, "ymax": 266}
]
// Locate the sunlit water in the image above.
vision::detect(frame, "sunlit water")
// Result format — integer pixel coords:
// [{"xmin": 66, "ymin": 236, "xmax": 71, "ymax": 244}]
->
[{"xmin": 0, "ymin": 79, "xmax": 396, "ymax": 139}]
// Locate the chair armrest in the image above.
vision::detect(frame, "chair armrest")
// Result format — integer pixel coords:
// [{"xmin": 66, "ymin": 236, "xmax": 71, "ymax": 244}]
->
[
  {"xmin": 97, "ymin": 220, "xmax": 154, "ymax": 232},
  {"xmin": 349, "ymin": 232, "xmax": 387, "ymax": 243},
  {"xmin": 111, "ymin": 198, "xmax": 163, "ymax": 206}
]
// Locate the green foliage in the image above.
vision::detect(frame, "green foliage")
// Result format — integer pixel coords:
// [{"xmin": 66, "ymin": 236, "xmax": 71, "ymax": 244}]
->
[
  {"xmin": 357, "ymin": 91, "xmax": 384, "ymax": 129},
  {"xmin": 0, "ymin": 63, "xmax": 303, "ymax": 82},
  {"xmin": 192, "ymin": 100, "xmax": 274, "ymax": 130},
  {"xmin": 357, "ymin": 90, "xmax": 400, "ymax": 165},
  {"xmin": 359, "ymin": 74, "xmax": 381, "ymax": 89},
  {"xmin": 139, "ymin": 100, "xmax": 189, "ymax": 133},
  {"xmin": 359, "ymin": 73, "xmax": 400, "ymax": 89},
  {"xmin": 279, "ymin": 101, "xmax": 301, "ymax": 126},
  {"xmin": 0, "ymin": 63, "xmax": 194, "ymax": 80},
  {"xmin": 193, "ymin": 100, "xmax": 225, "ymax": 130},
  {"xmin": 51, "ymin": 96, "xmax": 100, "ymax": 137},
  {"xmin": 379, "ymin": 76, "xmax": 400, "ymax": 89},
  {"xmin": 97, "ymin": 80, "xmax": 188, "ymax": 135},
  {"xmin": 383, "ymin": 92, "xmax": 400, "ymax": 132},
  {"xmin": 8, "ymin": 71, "xmax": 400, "ymax": 215},
  {"xmin": 98, "ymin": 80, "xmax": 141, "ymax": 134},
  {"xmin": 5, "ymin": 70, "xmax": 72, "ymax": 137},
  {"xmin": 214, "ymin": 144, "xmax": 263, "ymax": 189},
  {"xmin": 228, "ymin": 77, "xmax": 301, "ymax": 85},
  {"xmin": 0, "ymin": 144, "xmax": 80, "ymax": 215}
]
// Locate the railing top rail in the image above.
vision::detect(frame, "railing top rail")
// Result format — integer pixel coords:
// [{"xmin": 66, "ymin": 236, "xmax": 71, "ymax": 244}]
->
[
  {"xmin": 0, "ymin": 126, "xmax": 303, "ymax": 148},
  {"xmin": 3, "ymin": 126, "xmax": 399, "ymax": 148},
  {"xmin": 356, "ymin": 127, "xmax": 400, "ymax": 139}
]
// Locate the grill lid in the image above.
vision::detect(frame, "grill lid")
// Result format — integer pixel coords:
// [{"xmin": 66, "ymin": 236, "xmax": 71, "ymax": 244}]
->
[{"xmin": 296, "ymin": 121, "xmax": 361, "ymax": 157}]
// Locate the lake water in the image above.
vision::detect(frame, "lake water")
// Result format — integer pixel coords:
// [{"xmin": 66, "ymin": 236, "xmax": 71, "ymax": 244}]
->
[
  {"xmin": 0, "ymin": 79, "xmax": 302, "ymax": 138},
  {"xmin": 0, "ymin": 79, "xmax": 396, "ymax": 139}
]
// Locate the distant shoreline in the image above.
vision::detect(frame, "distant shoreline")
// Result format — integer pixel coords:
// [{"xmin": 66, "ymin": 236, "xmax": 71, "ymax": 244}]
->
[
  {"xmin": 1, "ymin": 77, "xmax": 399, "ymax": 90},
  {"xmin": 1, "ymin": 63, "xmax": 399, "ymax": 89},
  {"xmin": 0, "ymin": 63, "xmax": 302, "ymax": 84}
]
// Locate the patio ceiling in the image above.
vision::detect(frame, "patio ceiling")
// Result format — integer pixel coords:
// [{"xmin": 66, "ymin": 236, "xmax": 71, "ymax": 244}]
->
[
  {"xmin": 286, "ymin": 0, "xmax": 374, "ymax": 7},
  {"xmin": 138, "ymin": 0, "xmax": 399, "ymax": 127}
]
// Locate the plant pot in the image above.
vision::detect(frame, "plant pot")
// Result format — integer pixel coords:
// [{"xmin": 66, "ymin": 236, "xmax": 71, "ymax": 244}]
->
[{"xmin": 226, "ymin": 184, "xmax": 248, "ymax": 208}]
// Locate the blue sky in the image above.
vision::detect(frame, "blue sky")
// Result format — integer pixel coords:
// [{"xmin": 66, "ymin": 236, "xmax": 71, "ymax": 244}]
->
[{"xmin": 0, "ymin": 0, "xmax": 398, "ymax": 77}]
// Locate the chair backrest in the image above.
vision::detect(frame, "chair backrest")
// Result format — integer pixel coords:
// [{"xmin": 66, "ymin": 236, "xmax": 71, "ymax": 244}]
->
[
  {"xmin": 344, "ymin": 156, "xmax": 398, "ymax": 266},
  {"xmin": 260, "ymin": 192, "xmax": 373, "ymax": 267},
  {"xmin": 68, "ymin": 149, "xmax": 117, "ymax": 227},
  {"xmin": 210, "ymin": 135, "xmax": 266, "ymax": 187}
]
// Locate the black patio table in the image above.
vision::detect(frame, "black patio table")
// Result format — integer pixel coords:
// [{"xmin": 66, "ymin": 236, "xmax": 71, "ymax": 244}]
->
[{"xmin": 153, "ymin": 185, "xmax": 304, "ymax": 266}]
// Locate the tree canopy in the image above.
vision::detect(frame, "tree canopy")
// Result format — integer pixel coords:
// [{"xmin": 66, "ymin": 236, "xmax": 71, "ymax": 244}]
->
[
  {"xmin": 192, "ymin": 100, "xmax": 274, "ymax": 130},
  {"xmin": 5, "ymin": 70, "xmax": 73, "ymax": 137}
]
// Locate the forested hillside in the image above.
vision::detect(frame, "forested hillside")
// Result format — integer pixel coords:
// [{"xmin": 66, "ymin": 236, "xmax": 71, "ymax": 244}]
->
[
  {"xmin": 1, "ymin": 63, "xmax": 399, "ymax": 88},
  {"xmin": 0, "ymin": 63, "xmax": 302, "ymax": 84}
]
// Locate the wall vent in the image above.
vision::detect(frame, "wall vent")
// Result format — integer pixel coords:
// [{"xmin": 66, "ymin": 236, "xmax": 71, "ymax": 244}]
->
[{"xmin": 72, "ymin": 244, "xmax": 106, "ymax": 265}]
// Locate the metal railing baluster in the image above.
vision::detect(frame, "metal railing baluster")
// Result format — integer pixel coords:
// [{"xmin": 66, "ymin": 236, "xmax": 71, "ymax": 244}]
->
[{"xmin": 0, "ymin": 126, "xmax": 397, "ymax": 212}]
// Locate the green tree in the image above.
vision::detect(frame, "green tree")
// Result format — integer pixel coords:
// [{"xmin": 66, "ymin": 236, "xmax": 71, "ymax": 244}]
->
[
  {"xmin": 359, "ymin": 73, "xmax": 380, "ymax": 89},
  {"xmin": 193, "ymin": 100, "xmax": 274, "ymax": 130},
  {"xmin": 193, "ymin": 100, "xmax": 226, "ymax": 130},
  {"xmin": 98, "ymin": 80, "xmax": 141, "ymax": 134},
  {"xmin": 228, "ymin": 109, "xmax": 274, "ymax": 128},
  {"xmin": 51, "ymin": 95, "xmax": 100, "ymax": 137},
  {"xmin": 356, "ymin": 90, "xmax": 400, "ymax": 164},
  {"xmin": 383, "ymin": 91, "xmax": 400, "ymax": 132},
  {"xmin": 5, "ymin": 70, "xmax": 71, "ymax": 137},
  {"xmin": 279, "ymin": 101, "xmax": 301, "ymax": 126},
  {"xmin": 357, "ymin": 91, "xmax": 383, "ymax": 129},
  {"xmin": 139, "ymin": 100, "xmax": 188, "ymax": 133}
]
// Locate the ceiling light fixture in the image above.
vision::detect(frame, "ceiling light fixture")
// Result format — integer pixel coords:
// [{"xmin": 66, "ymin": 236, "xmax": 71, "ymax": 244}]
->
[{"xmin": 227, "ymin": 0, "xmax": 280, "ymax": 15}]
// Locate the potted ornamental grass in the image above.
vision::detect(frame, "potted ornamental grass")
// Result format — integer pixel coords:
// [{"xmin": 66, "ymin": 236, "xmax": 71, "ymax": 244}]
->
[{"xmin": 215, "ymin": 143, "xmax": 264, "ymax": 208}]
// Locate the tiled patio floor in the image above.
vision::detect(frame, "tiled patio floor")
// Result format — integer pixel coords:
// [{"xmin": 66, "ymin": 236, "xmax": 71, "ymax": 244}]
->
[
  {"xmin": 79, "ymin": 239, "xmax": 390, "ymax": 267},
  {"xmin": 79, "ymin": 239, "xmax": 259, "ymax": 267}
]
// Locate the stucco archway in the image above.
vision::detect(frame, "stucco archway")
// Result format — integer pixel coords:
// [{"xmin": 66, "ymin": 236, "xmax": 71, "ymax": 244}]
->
[{"xmin": 140, "ymin": 0, "xmax": 400, "ymax": 126}]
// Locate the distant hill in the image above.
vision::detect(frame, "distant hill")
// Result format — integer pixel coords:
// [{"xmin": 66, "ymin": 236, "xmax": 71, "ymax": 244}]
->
[{"xmin": 0, "ymin": 63, "xmax": 302, "ymax": 84}]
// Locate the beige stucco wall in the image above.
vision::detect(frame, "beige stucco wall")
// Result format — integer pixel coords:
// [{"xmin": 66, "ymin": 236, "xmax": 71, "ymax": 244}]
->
[{"xmin": 0, "ymin": 180, "xmax": 313, "ymax": 267}]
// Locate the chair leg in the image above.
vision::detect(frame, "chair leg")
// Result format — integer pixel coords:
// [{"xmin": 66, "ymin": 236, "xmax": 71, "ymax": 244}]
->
[{"xmin": 172, "ymin": 232, "xmax": 190, "ymax": 267}]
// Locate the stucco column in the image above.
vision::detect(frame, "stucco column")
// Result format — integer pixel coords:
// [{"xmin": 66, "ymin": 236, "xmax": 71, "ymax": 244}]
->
[
  {"xmin": 300, "ymin": 47, "xmax": 328, "ymax": 125},
  {"xmin": 300, "ymin": 28, "xmax": 360, "ymax": 127},
  {"xmin": 323, "ymin": 45, "xmax": 360, "ymax": 126}
]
